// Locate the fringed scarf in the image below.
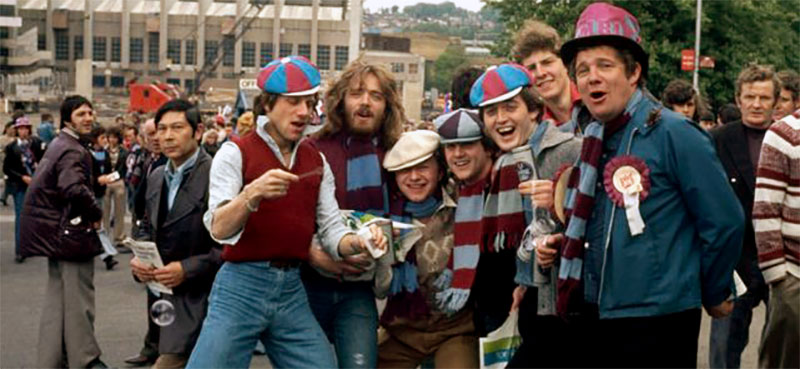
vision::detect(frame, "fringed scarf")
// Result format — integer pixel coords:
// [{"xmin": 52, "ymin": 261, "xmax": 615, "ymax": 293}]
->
[
  {"xmin": 436, "ymin": 176, "xmax": 488, "ymax": 313},
  {"xmin": 558, "ymin": 89, "xmax": 643, "ymax": 317},
  {"xmin": 345, "ymin": 136, "xmax": 388, "ymax": 215},
  {"xmin": 381, "ymin": 196, "xmax": 442, "ymax": 324}
]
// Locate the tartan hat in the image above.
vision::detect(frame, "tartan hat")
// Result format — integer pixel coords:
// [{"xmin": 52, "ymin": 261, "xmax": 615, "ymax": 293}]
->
[
  {"xmin": 469, "ymin": 63, "xmax": 533, "ymax": 108},
  {"xmin": 383, "ymin": 130, "xmax": 441, "ymax": 172},
  {"xmin": 560, "ymin": 2, "xmax": 649, "ymax": 77},
  {"xmin": 256, "ymin": 56, "xmax": 321, "ymax": 96},
  {"xmin": 14, "ymin": 116, "xmax": 31, "ymax": 128},
  {"xmin": 434, "ymin": 108, "xmax": 485, "ymax": 144}
]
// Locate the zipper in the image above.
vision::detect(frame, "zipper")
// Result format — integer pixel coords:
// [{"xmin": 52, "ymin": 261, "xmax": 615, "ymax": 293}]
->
[{"xmin": 597, "ymin": 127, "xmax": 640, "ymax": 309}]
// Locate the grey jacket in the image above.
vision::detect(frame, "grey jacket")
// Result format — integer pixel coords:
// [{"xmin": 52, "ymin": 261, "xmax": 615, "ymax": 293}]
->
[{"xmin": 515, "ymin": 120, "xmax": 582, "ymax": 316}]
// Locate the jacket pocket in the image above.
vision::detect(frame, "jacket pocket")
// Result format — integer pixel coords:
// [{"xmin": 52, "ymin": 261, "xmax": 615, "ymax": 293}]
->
[{"xmin": 53, "ymin": 224, "xmax": 102, "ymax": 261}]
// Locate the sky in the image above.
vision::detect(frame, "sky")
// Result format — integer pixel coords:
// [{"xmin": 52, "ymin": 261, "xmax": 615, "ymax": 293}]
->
[{"xmin": 363, "ymin": 0, "xmax": 485, "ymax": 13}]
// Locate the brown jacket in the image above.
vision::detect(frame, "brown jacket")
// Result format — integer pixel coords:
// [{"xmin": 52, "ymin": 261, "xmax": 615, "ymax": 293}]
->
[{"xmin": 20, "ymin": 130, "xmax": 103, "ymax": 260}]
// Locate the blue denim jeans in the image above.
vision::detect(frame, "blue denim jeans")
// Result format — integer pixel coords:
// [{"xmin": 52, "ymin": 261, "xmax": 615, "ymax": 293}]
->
[
  {"xmin": 709, "ymin": 277, "xmax": 768, "ymax": 369},
  {"xmin": 302, "ymin": 270, "xmax": 377, "ymax": 369},
  {"xmin": 11, "ymin": 185, "xmax": 25, "ymax": 257},
  {"xmin": 186, "ymin": 262, "xmax": 335, "ymax": 369}
]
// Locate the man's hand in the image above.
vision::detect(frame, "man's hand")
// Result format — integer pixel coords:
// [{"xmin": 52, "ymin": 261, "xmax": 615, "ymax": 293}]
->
[
  {"xmin": 130, "ymin": 257, "xmax": 156, "ymax": 282},
  {"xmin": 535, "ymin": 233, "xmax": 563, "ymax": 269},
  {"xmin": 153, "ymin": 261, "xmax": 186, "ymax": 288},
  {"xmin": 243, "ymin": 169, "xmax": 299, "ymax": 204},
  {"xmin": 367, "ymin": 224, "xmax": 388, "ymax": 253},
  {"xmin": 706, "ymin": 300, "xmax": 734, "ymax": 318},
  {"xmin": 510, "ymin": 285, "xmax": 527, "ymax": 312},
  {"xmin": 97, "ymin": 174, "xmax": 111, "ymax": 186},
  {"xmin": 338, "ymin": 234, "xmax": 366, "ymax": 257},
  {"xmin": 22, "ymin": 175, "xmax": 32, "ymax": 185},
  {"xmin": 519, "ymin": 179, "xmax": 554, "ymax": 209},
  {"xmin": 308, "ymin": 245, "xmax": 364, "ymax": 276}
]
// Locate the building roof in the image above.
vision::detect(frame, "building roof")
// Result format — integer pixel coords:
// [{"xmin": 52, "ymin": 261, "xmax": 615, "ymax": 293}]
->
[{"xmin": 22, "ymin": 0, "xmax": 345, "ymax": 20}]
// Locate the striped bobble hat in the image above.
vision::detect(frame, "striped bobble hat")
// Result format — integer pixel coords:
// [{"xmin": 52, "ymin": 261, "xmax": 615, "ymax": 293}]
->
[
  {"xmin": 256, "ymin": 56, "xmax": 321, "ymax": 96},
  {"xmin": 434, "ymin": 108, "xmax": 485, "ymax": 144},
  {"xmin": 469, "ymin": 63, "xmax": 533, "ymax": 108}
]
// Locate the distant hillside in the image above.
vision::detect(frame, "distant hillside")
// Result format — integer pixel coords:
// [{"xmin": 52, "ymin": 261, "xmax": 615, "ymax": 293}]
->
[{"xmin": 368, "ymin": 2, "xmax": 501, "ymax": 40}]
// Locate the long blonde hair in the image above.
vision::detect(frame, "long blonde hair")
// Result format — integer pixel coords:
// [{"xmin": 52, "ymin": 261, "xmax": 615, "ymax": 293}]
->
[{"xmin": 314, "ymin": 60, "xmax": 405, "ymax": 150}]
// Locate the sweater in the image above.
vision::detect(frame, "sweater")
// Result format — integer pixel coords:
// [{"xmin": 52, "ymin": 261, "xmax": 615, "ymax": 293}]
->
[
  {"xmin": 753, "ymin": 111, "xmax": 800, "ymax": 283},
  {"xmin": 221, "ymin": 135, "xmax": 322, "ymax": 262}
]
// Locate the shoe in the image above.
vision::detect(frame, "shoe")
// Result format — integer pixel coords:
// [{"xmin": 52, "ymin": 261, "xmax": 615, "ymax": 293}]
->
[
  {"xmin": 14, "ymin": 255, "xmax": 24, "ymax": 263},
  {"xmin": 116, "ymin": 244, "xmax": 133, "ymax": 254},
  {"xmin": 123, "ymin": 354, "xmax": 157, "ymax": 366},
  {"xmin": 86, "ymin": 357, "xmax": 109, "ymax": 368},
  {"xmin": 103, "ymin": 256, "xmax": 118, "ymax": 270}
]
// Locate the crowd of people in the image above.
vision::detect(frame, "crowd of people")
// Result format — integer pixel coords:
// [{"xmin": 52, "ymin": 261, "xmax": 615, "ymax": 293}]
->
[{"xmin": 3, "ymin": 2, "xmax": 799, "ymax": 369}]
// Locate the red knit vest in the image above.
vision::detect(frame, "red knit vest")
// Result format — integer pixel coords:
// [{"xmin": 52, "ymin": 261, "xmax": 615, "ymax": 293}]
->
[{"xmin": 221, "ymin": 135, "xmax": 323, "ymax": 262}]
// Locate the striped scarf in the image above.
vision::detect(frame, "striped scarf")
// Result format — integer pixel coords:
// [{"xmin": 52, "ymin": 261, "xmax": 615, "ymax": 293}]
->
[
  {"xmin": 436, "ymin": 176, "xmax": 488, "ymax": 312},
  {"xmin": 558, "ymin": 90, "xmax": 642, "ymax": 317},
  {"xmin": 345, "ymin": 136, "xmax": 387, "ymax": 214},
  {"xmin": 482, "ymin": 151, "xmax": 529, "ymax": 253},
  {"xmin": 380, "ymin": 198, "xmax": 441, "ymax": 324}
]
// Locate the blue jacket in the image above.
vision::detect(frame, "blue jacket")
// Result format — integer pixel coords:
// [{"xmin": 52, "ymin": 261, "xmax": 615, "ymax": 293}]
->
[{"xmin": 584, "ymin": 93, "xmax": 744, "ymax": 319}]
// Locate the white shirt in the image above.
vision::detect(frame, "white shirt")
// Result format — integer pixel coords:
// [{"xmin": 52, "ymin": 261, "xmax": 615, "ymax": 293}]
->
[{"xmin": 203, "ymin": 116, "xmax": 350, "ymax": 261}]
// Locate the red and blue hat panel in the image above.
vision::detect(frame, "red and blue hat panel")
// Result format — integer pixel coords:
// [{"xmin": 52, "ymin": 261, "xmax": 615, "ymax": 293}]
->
[
  {"xmin": 469, "ymin": 63, "xmax": 533, "ymax": 108},
  {"xmin": 256, "ymin": 56, "xmax": 321, "ymax": 96}
]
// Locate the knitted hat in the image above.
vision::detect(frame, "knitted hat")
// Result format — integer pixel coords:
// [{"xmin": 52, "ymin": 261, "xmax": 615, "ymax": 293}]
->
[
  {"xmin": 14, "ymin": 116, "xmax": 31, "ymax": 128},
  {"xmin": 256, "ymin": 56, "xmax": 321, "ymax": 96},
  {"xmin": 383, "ymin": 130, "xmax": 441, "ymax": 172},
  {"xmin": 434, "ymin": 108, "xmax": 485, "ymax": 144},
  {"xmin": 469, "ymin": 63, "xmax": 533, "ymax": 108},
  {"xmin": 560, "ymin": 2, "xmax": 649, "ymax": 77}
]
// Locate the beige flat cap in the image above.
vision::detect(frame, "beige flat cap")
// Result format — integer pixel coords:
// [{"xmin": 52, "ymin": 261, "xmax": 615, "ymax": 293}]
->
[{"xmin": 383, "ymin": 130, "xmax": 441, "ymax": 172}]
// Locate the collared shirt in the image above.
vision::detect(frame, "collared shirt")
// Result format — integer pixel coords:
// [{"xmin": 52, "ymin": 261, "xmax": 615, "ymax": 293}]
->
[
  {"xmin": 164, "ymin": 147, "xmax": 200, "ymax": 211},
  {"xmin": 203, "ymin": 115, "xmax": 351, "ymax": 260},
  {"xmin": 542, "ymin": 82, "xmax": 581, "ymax": 126}
]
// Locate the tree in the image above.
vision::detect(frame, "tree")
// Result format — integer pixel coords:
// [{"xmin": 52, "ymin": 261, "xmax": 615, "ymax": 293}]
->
[
  {"xmin": 486, "ymin": 0, "xmax": 800, "ymax": 110},
  {"xmin": 428, "ymin": 45, "xmax": 470, "ymax": 92}
]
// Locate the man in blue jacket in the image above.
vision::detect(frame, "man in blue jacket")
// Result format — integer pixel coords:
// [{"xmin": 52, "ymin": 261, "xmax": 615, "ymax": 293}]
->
[{"xmin": 535, "ymin": 3, "xmax": 744, "ymax": 367}]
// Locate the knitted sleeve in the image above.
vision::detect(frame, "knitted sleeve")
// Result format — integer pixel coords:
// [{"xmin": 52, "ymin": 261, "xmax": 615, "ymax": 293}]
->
[{"xmin": 753, "ymin": 118, "xmax": 800, "ymax": 283}]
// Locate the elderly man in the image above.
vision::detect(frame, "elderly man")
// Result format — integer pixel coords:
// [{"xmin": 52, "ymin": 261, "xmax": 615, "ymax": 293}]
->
[{"xmin": 535, "ymin": 3, "xmax": 744, "ymax": 367}]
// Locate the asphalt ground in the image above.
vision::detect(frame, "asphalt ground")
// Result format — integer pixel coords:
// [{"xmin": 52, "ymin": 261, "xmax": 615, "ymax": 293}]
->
[{"xmin": 0, "ymin": 195, "xmax": 762, "ymax": 368}]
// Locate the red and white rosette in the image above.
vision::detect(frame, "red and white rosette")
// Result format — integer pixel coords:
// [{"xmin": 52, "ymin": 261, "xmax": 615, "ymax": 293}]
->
[{"xmin": 603, "ymin": 155, "xmax": 651, "ymax": 236}]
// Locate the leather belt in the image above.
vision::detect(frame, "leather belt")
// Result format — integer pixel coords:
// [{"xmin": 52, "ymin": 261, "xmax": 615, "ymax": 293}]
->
[{"xmin": 269, "ymin": 260, "xmax": 302, "ymax": 269}]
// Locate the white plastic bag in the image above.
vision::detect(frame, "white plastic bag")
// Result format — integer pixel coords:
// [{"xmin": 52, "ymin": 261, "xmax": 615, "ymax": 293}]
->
[{"xmin": 479, "ymin": 310, "xmax": 522, "ymax": 369}]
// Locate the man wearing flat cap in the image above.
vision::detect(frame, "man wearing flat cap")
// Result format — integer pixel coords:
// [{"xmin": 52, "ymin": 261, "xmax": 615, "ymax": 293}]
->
[
  {"xmin": 534, "ymin": 3, "xmax": 744, "ymax": 367},
  {"xmin": 432, "ymin": 108, "xmax": 509, "ymax": 338},
  {"xmin": 378, "ymin": 130, "xmax": 479, "ymax": 368},
  {"xmin": 187, "ymin": 56, "xmax": 386, "ymax": 368}
]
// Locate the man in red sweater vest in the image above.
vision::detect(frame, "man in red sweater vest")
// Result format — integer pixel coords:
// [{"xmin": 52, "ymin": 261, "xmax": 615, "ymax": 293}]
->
[{"xmin": 186, "ymin": 56, "xmax": 385, "ymax": 369}]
